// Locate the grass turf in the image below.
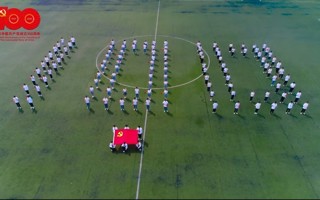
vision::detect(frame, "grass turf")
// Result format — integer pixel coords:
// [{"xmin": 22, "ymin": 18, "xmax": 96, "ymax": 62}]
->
[{"xmin": 0, "ymin": 0, "xmax": 320, "ymax": 199}]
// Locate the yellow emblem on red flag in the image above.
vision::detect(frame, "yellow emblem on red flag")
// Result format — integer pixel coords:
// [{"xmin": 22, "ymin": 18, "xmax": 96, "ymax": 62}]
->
[{"xmin": 117, "ymin": 131, "xmax": 123, "ymax": 137}]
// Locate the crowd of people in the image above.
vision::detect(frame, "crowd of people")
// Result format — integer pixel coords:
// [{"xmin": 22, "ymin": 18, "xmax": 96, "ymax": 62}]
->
[
  {"xmin": 197, "ymin": 40, "xmax": 309, "ymax": 115},
  {"xmin": 13, "ymin": 36, "xmax": 77, "ymax": 111},
  {"xmin": 84, "ymin": 38, "xmax": 171, "ymax": 113}
]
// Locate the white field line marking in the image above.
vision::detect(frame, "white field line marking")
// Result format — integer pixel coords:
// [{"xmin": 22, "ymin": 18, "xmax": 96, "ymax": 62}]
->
[{"xmin": 135, "ymin": 1, "xmax": 160, "ymax": 199}]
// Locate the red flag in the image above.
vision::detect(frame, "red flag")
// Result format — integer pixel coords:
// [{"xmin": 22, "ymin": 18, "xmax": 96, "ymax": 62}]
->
[{"xmin": 113, "ymin": 129, "xmax": 138, "ymax": 145}]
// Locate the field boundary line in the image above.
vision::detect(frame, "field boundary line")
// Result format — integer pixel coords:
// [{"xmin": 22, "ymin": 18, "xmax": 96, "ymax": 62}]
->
[{"xmin": 135, "ymin": 1, "xmax": 161, "ymax": 199}]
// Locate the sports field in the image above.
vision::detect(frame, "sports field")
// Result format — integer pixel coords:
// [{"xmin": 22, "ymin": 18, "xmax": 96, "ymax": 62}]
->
[{"xmin": 1, "ymin": 0, "xmax": 320, "ymax": 199}]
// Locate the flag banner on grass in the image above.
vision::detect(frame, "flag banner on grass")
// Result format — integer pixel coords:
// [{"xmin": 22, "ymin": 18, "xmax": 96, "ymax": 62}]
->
[{"xmin": 113, "ymin": 129, "xmax": 138, "ymax": 145}]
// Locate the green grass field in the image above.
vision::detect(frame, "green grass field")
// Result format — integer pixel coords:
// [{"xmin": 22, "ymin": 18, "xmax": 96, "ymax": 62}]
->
[{"xmin": 1, "ymin": 0, "xmax": 320, "ymax": 199}]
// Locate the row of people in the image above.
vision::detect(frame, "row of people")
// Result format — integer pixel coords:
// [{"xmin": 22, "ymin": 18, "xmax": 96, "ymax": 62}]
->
[{"xmin": 13, "ymin": 36, "xmax": 77, "ymax": 111}]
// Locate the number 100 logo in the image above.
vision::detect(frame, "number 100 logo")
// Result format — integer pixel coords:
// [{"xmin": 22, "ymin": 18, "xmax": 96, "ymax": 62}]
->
[{"xmin": 0, "ymin": 7, "xmax": 41, "ymax": 30}]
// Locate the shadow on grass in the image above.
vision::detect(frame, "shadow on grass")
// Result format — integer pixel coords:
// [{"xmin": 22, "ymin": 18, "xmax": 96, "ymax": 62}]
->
[
  {"xmin": 137, "ymin": 110, "xmax": 143, "ymax": 115},
  {"xmin": 236, "ymin": 114, "xmax": 245, "ymax": 120},
  {"xmin": 107, "ymin": 109, "xmax": 113, "ymax": 115},
  {"xmin": 92, "ymin": 97, "xmax": 98, "ymax": 101},
  {"xmin": 271, "ymin": 113, "xmax": 282, "ymax": 119},
  {"xmin": 257, "ymin": 113, "xmax": 265, "ymax": 118},
  {"xmin": 32, "ymin": 109, "xmax": 38, "ymax": 114},
  {"xmin": 89, "ymin": 108, "xmax": 95, "ymax": 113},
  {"xmin": 166, "ymin": 112, "xmax": 173, "ymax": 117},
  {"xmin": 304, "ymin": 114, "xmax": 312, "ymax": 119},
  {"xmin": 213, "ymin": 113, "xmax": 223, "ymax": 120},
  {"xmin": 122, "ymin": 110, "xmax": 129, "ymax": 115},
  {"xmin": 18, "ymin": 109, "xmax": 24, "ymax": 113},
  {"xmin": 148, "ymin": 110, "xmax": 155, "ymax": 116},
  {"xmin": 40, "ymin": 96, "xmax": 45, "ymax": 101}
]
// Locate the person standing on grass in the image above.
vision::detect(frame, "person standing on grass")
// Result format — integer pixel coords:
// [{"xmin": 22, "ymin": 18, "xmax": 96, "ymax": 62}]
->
[
  {"xmin": 145, "ymin": 98, "xmax": 151, "ymax": 111},
  {"xmin": 96, "ymin": 71, "xmax": 101, "ymax": 83},
  {"xmin": 56, "ymin": 56, "xmax": 62, "ymax": 67},
  {"xmin": 270, "ymin": 101, "xmax": 278, "ymax": 114},
  {"xmin": 210, "ymin": 90, "xmax": 215, "ymax": 101},
  {"xmin": 68, "ymin": 40, "xmax": 73, "ymax": 51},
  {"xmin": 44, "ymin": 55, "xmax": 50, "ymax": 67},
  {"xmin": 48, "ymin": 68, "xmax": 53, "ymax": 80},
  {"xmin": 71, "ymin": 36, "xmax": 76, "ymax": 47},
  {"xmin": 30, "ymin": 75, "xmax": 36, "ymax": 86},
  {"xmin": 109, "ymin": 141, "xmax": 116, "ymax": 152},
  {"xmin": 137, "ymin": 126, "xmax": 143, "ymax": 140},
  {"xmin": 122, "ymin": 88, "xmax": 127, "ymax": 99},
  {"xmin": 52, "ymin": 61, "xmax": 58, "ymax": 73},
  {"xmin": 230, "ymin": 90, "xmax": 236, "ymax": 101},
  {"xmin": 288, "ymin": 82, "xmax": 296, "ymax": 94},
  {"xmin": 264, "ymin": 90, "xmax": 271, "ymax": 102},
  {"xmin": 228, "ymin": 82, "xmax": 233, "ymax": 93},
  {"xmin": 234, "ymin": 101, "xmax": 240, "ymax": 115},
  {"xmin": 119, "ymin": 98, "xmax": 125, "ymax": 111},
  {"xmin": 204, "ymin": 74, "xmax": 209, "ymax": 85},
  {"xmin": 225, "ymin": 74, "xmax": 231, "ymax": 85},
  {"xmin": 294, "ymin": 91, "xmax": 302, "ymax": 104},
  {"xmin": 124, "ymin": 125, "xmax": 130, "ymax": 129},
  {"xmin": 35, "ymin": 84, "xmax": 43, "ymax": 97},
  {"xmin": 286, "ymin": 101, "xmax": 294, "ymax": 114},
  {"xmin": 135, "ymin": 87, "xmax": 140, "ymax": 99},
  {"xmin": 254, "ymin": 101, "xmax": 261, "ymax": 114},
  {"xmin": 52, "ymin": 61, "xmax": 58, "ymax": 72},
  {"xmin": 84, "ymin": 96, "xmax": 90, "ymax": 110},
  {"xmin": 23, "ymin": 83, "xmax": 30, "ymax": 95},
  {"xmin": 94, "ymin": 78, "xmax": 99, "ymax": 89},
  {"xmin": 271, "ymin": 75, "xmax": 277, "ymax": 86},
  {"xmin": 110, "ymin": 78, "xmax": 115, "ymax": 90},
  {"xmin": 60, "ymin": 52, "xmax": 64, "ymax": 63},
  {"xmin": 132, "ymin": 97, "xmax": 138, "ymax": 111},
  {"xmin": 279, "ymin": 92, "xmax": 287, "ymax": 104},
  {"xmin": 35, "ymin": 67, "xmax": 41, "ymax": 78},
  {"xmin": 283, "ymin": 74, "xmax": 290, "ymax": 86},
  {"xmin": 40, "ymin": 60, "xmax": 46, "ymax": 72},
  {"xmin": 13, "ymin": 96, "xmax": 22, "ymax": 110},
  {"xmin": 267, "ymin": 67, "xmax": 272, "ymax": 78},
  {"xmin": 42, "ymin": 75, "xmax": 49, "ymax": 88},
  {"xmin": 136, "ymin": 141, "xmax": 142, "ymax": 152},
  {"xmin": 112, "ymin": 125, "xmax": 118, "ymax": 134},
  {"xmin": 121, "ymin": 142, "xmax": 128, "ymax": 153},
  {"xmin": 163, "ymin": 99, "xmax": 169, "ymax": 112},
  {"xmin": 106, "ymin": 86, "xmax": 112, "ymax": 98},
  {"xmin": 163, "ymin": 80, "xmax": 168, "ymax": 89},
  {"xmin": 250, "ymin": 91, "xmax": 255, "ymax": 102},
  {"xmin": 26, "ymin": 94, "xmax": 35, "ymax": 110},
  {"xmin": 149, "ymin": 80, "xmax": 153, "ymax": 89},
  {"xmin": 48, "ymin": 51, "xmax": 53, "ymax": 60},
  {"xmin": 89, "ymin": 86, "xmax": 95, "ymax": 98},
  {"xmin": 102, "ymin": 97, "xmax": 109, "ymax": 111},
  {"xmin": 207, "ymin": 81, "xmax": 212, "ymax": 92},
  {"xmin": 212, "ymin": 101, "xmax": 218, "ymax": 113},
  {"xmin": 300, "ymin": 102, "xmax": 309, "ymax": 115},
  {"xmin": 275, "ymin": 82, "xmax": 281, "ymax": 93},
  {"xmin": 278, "ymin": 67, "xmax": 285, "ymax": 79},
  {"xmin": 147, "ymin": 89, "xmax": 152, "ymax": 99}
]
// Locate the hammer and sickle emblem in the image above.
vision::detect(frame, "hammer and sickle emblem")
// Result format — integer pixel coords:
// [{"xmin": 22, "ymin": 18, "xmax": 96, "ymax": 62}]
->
[
  {"xmin": 117, "ymin": 131, "xmax": 124, "ymax": 137},
  {"xmin": 0, "ymin": 9, "xmax": 6, "ymax": 18}
]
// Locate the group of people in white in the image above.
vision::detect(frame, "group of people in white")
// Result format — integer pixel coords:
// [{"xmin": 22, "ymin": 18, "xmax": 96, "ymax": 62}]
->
[
  {"xmin": 198, "ymin": 40, "xmax": 309, "ymax": 115},
  {"xmin": 13, "ymin": 36, "xmax": 77, "ymax": 111},
  {"xmin": 85, "ymin": 38, "xmax": 171, "ymax": 113},
  {"xmin": 108, "ymin": 125, "xmax": 143, "ymax": 153}
]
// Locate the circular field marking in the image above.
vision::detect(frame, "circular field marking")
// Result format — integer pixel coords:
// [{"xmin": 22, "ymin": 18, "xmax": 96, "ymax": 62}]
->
[{"xmin": 95, "ymin": 35, "xmax": 210, "ymax": 90}]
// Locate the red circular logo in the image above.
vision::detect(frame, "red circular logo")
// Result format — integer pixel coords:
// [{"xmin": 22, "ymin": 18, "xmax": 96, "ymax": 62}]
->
[{"xmin": 0, "ymin": 7, "xmax": 41, "ymax": 30}]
